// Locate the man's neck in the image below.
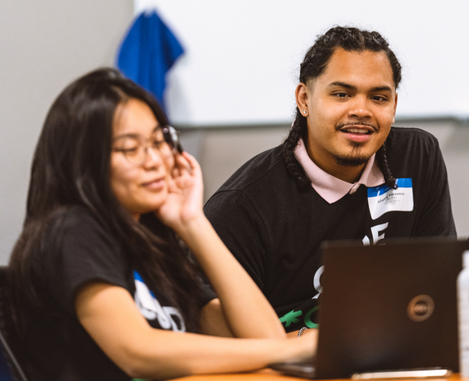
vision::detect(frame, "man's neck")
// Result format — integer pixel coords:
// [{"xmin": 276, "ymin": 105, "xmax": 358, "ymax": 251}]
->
[{"xmin": 305, "ymin": 145, "xmax": 367, "ymax": 184}]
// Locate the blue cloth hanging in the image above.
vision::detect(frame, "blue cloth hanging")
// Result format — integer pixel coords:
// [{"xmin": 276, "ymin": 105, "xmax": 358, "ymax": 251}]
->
[{"xmin": 116, "ymin": 10, "xmax": 184, "ymax": 110}]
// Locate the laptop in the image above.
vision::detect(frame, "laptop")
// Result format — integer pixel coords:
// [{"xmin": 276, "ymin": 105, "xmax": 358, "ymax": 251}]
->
[{"xmin": 271, "ymin": 238, "xmax": 469, "ymax": 379}]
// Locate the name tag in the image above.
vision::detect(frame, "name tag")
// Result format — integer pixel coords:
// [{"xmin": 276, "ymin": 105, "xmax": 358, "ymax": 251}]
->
[{"xmin": 367, "ymin": 178, "xmax": 414, "ymax": 220}]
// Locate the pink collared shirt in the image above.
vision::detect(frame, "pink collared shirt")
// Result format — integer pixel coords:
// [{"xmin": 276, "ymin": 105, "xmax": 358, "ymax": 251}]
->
[{"xmin": 294, "ymin": 138, "xmax": 385, "ymax": 204}]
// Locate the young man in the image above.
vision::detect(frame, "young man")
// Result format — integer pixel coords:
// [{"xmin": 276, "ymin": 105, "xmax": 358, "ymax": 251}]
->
[{"xmin": 204, "ymin": 26, "xmax": 456, "ymax": 334}]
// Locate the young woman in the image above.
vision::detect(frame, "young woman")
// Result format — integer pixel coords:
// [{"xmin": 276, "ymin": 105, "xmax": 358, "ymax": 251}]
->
[{"xmin": 7, "ymin": 68, "xmax": 314, "ymax": 380}]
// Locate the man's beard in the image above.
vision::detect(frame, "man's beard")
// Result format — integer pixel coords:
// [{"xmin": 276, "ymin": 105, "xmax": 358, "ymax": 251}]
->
[{"xmin": 334, "ymin": 144, "xmax": 370, "ymax": 167}]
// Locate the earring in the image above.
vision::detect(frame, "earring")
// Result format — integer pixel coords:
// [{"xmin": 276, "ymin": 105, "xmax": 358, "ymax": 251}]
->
[{"xmin": 302, "ymin": 110, "xmax": 306, "ymax": 114}]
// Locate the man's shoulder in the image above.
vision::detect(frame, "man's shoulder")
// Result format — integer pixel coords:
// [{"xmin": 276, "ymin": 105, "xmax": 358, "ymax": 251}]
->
[
  {"xmin": 387, "ymin": 126, "xmax": 439, "ymax": 146},
  {"xmin": 213, "ymin": 144, "xmax": 286, "ymax": 193},
  {"xmin": 386, "ymin": 126, "xmax": 441, "ymax": 163},
  {"xmin": 385, "ymin": 126, "xmax": 444, "ymax": 178},
  {"xmin": 204, "ymin": 144, "xmax": 300, "ymax": 213}
]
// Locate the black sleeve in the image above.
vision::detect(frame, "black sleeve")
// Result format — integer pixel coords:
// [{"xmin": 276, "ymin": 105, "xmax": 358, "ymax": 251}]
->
[
  {"xmin": 414, "ymin": 134, "xmax": 456, "ymax": 237},
  {"xmin": 204, "ymin": 190, "xmax": 270, "ymax": 291},
  {"xmin": 38, "ymin": 207, "xmax": 130, "ymax": 317},
  {"xmin": 199, "ymin": 279, "xmax": 217, "ymax": 307}
]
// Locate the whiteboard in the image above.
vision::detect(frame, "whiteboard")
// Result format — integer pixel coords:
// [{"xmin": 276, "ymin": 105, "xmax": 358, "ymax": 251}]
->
[{"xmin": 134, "ymin": 0, "xmax": 469, "ymax": 126}]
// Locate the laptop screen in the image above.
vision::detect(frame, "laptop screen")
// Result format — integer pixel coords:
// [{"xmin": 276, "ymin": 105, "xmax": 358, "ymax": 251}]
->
[{"xmin": 315, "ymin": 238, "xmax": 469, "ymax": 379}]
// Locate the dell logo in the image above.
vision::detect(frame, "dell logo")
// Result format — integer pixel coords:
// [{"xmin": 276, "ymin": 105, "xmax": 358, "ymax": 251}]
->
[{"xmin": 407, "ymin": 295, "xmax": 435, "ymax": 322}]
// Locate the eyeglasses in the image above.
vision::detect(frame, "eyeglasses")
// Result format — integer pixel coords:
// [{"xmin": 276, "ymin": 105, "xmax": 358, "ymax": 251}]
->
[{"xmin": 112, "ymin": 125, "xmax": 182, "ymax": 165}]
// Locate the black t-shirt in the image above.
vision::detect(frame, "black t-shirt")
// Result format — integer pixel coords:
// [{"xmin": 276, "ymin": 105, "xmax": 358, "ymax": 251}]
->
[
  {"xmin": 204, "ymin": 127, "xmax": 456, "ymax": 332},
  {"xmin": 18, "ymin": 206, "xmax": 215, "ymax": 381}
]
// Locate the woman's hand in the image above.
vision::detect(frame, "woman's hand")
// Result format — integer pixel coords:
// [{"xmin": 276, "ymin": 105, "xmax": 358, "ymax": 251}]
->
[
  {"xmin": 156, "ymin": 152, "xmax": 205, "ymax": 232},
  {"xmin": 282, "ymin": 328, "xmax": 317, "ymax": 363}
]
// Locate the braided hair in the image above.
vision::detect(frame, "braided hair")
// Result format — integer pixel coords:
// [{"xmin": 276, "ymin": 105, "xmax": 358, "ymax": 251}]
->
[{"xmin": 282, "ymin": 26, "xmax": 402, "ymax": 190}]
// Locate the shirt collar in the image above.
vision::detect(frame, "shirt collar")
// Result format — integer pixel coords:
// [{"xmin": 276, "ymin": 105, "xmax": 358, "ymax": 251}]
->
[{"xmin": 294, "ymin": 138, "xmax": 385, "ymax": 204}]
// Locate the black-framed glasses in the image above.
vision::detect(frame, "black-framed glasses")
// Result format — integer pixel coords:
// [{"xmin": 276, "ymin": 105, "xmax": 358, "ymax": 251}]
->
[{"xmin": 113, "ymin": 125, "xmax": 182, "ymax": 165}]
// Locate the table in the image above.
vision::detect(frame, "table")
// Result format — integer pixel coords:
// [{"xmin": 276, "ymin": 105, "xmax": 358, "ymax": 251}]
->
[
  {"xmin": 171, "ymin": 369, "xmax": 308, "ymax": 380},
  {"xmin": 171, "ymin": 370, "xmax": 465, "ymax": 381}
]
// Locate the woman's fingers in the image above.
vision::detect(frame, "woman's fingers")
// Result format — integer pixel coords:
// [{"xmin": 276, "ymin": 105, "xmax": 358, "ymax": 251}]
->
[
  {"xmin": 170, "ymin": 152, "xmax": 204, "ymax": 191},
  {"xmin": 173, "ymin": 152, "xmax": 194, "ymax": 176},
  {"xmin": 181, "ymin": 152, "xmax": 202, "ymax": 174},
  {"xmin": 168, "ymin": 153, "xmax": 197, "ymax": 192}
]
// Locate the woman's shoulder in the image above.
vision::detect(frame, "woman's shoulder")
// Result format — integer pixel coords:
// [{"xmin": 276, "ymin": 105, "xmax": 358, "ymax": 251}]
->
[
  {"xmin": 58, "ymin": 204, "xmax": 104, "ymax": 227},
  {"xmin": 26, "ymin": 205, "xmax": 132, "ymax": 322},
  {"xmin": 49, "ymin": 205, "xmax": 111, "ymax": 241},
  {"xmin": 39, "ymin": 205, "xmax": 130, "ymax": 291},
  {"xmin": 42, "ymin": 205, "xmax": 122, "ymax": 265}
]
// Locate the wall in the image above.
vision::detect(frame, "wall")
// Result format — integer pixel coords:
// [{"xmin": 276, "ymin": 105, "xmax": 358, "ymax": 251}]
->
[
  {"xmin": 134, "ymin": 0, "xmax": 469, "ymax": 125},
  {"xmin": 0, "ymin": 0, "xmax": 134, "ymax": 264}
]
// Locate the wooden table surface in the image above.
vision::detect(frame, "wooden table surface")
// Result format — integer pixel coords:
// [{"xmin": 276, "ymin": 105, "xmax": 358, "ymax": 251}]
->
[
  {"xmin": 170, "ymin": 368, "xmax": 309, "ymax": 380},
  {"xmin": 171, "ymin": 369, "xmax": 465, "ymax": 381}
]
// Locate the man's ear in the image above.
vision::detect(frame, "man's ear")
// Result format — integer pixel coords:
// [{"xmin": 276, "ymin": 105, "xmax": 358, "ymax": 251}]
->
[{"xmin": 295, "ymin": 83, "xmax": 309, "ymax": 117}]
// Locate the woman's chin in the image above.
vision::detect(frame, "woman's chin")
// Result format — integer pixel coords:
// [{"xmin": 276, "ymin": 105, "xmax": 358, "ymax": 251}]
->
[{"xmin": 127, "ymin": 195, "xmax": 168, "ymax": 219}]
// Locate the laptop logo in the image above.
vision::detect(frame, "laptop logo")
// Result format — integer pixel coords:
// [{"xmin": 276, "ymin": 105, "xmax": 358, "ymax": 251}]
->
[{"xmin": 407, "ymin": 294, "xmax": 435, "ymax": 322}]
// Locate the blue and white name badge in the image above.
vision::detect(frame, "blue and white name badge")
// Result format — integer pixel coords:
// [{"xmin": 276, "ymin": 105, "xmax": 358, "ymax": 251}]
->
[{"xmin": 367, "ymin": 178, "xmax": 414, "ymax": 220}]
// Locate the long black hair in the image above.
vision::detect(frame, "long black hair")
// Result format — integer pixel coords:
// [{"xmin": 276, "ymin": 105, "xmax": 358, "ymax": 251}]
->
[
  {"xmin": 283, "ymin": 26, "xmax": 402, "ymax": 189},
  {"xmin": 8, "ymin": 68, "xmax": 204, "ymax": 335}
]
